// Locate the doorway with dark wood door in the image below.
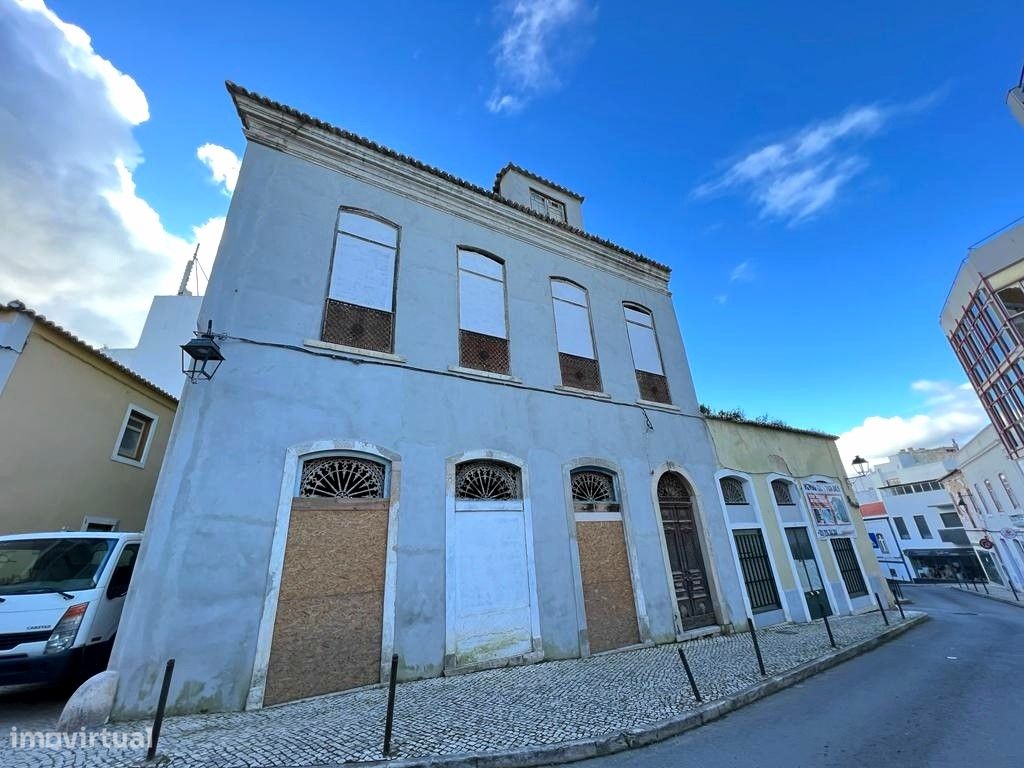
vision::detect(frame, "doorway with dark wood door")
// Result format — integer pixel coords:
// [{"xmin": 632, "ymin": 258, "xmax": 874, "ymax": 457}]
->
[{"xmin": 658, "ymin": 472, "xmax": 717, "ymax": 631}]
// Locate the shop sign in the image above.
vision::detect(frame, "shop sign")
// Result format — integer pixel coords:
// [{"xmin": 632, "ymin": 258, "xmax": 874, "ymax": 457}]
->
[
  {"xmin": 979, "ymin": 537, "xmax": 994, "ymax": 550},
  {"xmin": 999, "ymin": 528, "xmax": 1019, "ymax": 541},
  {"xmin": 802, "ymin": 480, "xmax": 855, "ymax": 539}
]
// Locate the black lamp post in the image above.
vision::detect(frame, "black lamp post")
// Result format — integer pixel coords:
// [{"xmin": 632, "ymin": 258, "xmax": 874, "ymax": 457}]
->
[
  {"xmin": 181, "ymin": 320, "xmax": 224, "ymax": 383},
  {"xmin": 852, "ymin": 455, "xmax": 869, "ymax": 476}
]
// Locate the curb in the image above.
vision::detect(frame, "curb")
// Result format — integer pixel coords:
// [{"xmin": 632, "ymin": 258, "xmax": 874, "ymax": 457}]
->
[
  {"xmin": 332, "ymin": 614, "xmax": 928, "ymax": 768},
  {"xmin": 951, "ymin": 585, "xmax": 1024, "ymax": 609}
]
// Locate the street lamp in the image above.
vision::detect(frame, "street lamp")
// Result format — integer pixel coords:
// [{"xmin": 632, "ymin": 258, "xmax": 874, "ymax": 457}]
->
[
  {"xmin": 851, "ymin": 455, "xmax": 870, "ymax": 476},
  {"xmin": 181, "ymin": 320, "xmax": 224, "ymax": 383}
]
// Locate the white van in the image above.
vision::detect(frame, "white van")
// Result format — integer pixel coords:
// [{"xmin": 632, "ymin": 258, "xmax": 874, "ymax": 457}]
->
[{"xmin": 0, "ymin": 532, "xmax": 141, "ymax": 688}]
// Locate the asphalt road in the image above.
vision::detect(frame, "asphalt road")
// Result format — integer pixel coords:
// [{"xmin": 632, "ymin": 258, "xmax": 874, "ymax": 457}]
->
[{"xmin": 553, "ymin": 585, "xmax": 1024, "ymax": 768}]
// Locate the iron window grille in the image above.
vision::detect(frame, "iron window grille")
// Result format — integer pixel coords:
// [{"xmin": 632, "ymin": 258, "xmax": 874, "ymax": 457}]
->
[
  {"xmin": 456, "ymin": 461, "xmax": 522, "ymax": 500},
  {"xmin": 720, "ymin": 477, "xmax": 748, "ymax": 505},
  {"xmin": 733, "ymin": 529, "xmax": 781, "ymax": 613},
  {"xmin": 299, "ymin": 456, "xmax": 387, "ymax": 499},
  {"xmin": 830, "ymin": 537, "xmax": 868, "ymax": 598},
  {"xmin": 771, "ymin": 480, "xmax": 795, "ymax": 506},
  {"xmin": 570, "ymin": 469, "xmax": 619, "ymax": 512},
  {"xmin": 657, "ymin": 471, "xmax": 691, "ymax": 501}
]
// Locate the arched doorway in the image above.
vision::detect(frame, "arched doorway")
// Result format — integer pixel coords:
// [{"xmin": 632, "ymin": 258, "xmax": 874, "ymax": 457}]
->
[{"xmin": 658, "ymin": 472, "xmax": 716, "ymax": 631}]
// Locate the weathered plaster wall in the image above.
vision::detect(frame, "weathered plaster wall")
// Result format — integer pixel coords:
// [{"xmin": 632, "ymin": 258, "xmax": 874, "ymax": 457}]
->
[
  {"xmin": 108, "ymin": 143, "xmax": 746, "ymax": 717},
  {"xmin": 705, "ymin": 419, "xmax": 886, "ymax": 618},
  {"xmin": 0, "ymin": 320, "xmax": 176, "ymax": 534}
]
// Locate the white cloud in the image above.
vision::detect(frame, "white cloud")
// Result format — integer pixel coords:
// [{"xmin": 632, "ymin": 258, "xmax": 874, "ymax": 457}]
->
[
  {"xmin": 836, "ymin": 380, "xmax": 987, "ymax": 469},
  {"xmin": 693, "ymin": 98, "xmax": 932, "ymax": 223},
  {"xmin": 197, "ymin": 143, "xmax": 241, "ymax": 195},
  {"xmin": 0, "ymin": 0, "xmax": 229, "ymax": 346},
  {"xmin": 487, "ymin": 0, "xmax": 592, "ymax": 114},
  {"xmin": 730, "ymin": 260, "xmax": 754, "ymax": 282}
]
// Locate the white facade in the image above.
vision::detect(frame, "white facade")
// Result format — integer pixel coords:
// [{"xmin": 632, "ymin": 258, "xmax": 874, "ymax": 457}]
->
[
  {"xmin": 106, "ymin": 293, "xmax": 203, "ymax": 397},
  {"xmin": 851, "ymin": 448, "xmax": 986, "ymax": 582},
  {"xmin": 944, "ymin": 424, "xmax": 1024, "ymax": 587},
  {"xmin": 107, "ymin": 84, "xmax": 754, "ymax": 718}
]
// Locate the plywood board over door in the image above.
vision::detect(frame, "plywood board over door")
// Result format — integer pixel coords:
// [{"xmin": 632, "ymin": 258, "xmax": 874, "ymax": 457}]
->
[
  {"xmin": 576, "ymin": 518, "xmax": 640, "ymax": 653},
  {"xmin": 263, "ymin": 497, "xmax": 389, "ymax": 705}
]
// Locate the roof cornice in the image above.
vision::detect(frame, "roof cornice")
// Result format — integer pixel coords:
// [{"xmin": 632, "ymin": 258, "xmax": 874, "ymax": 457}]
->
[{"xmin": 226, "ymin": 82, "xmax": 670, "ymax": 291}]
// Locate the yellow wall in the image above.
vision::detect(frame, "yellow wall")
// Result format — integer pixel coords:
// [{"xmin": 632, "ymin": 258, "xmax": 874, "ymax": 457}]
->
[
  {"xmin": 0, "ymin": 322, "xmax": 177, "ymax": 534},
  {"xmin": 705, "ymin": 418, "xmax": 885, "ymax": 604}
]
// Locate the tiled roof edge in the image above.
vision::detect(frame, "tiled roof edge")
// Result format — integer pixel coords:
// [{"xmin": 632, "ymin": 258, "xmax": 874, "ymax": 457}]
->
[
  {"xmin": 225, "ymin": 82, "xmax": 668, "ymax": 274},
  {"xmin": 493, "ymin": 162, "xmax": 585, "ymax": 201},
  {"xmin": 3, "ymin": 300, "xmax": 179, "ymax": 404}
]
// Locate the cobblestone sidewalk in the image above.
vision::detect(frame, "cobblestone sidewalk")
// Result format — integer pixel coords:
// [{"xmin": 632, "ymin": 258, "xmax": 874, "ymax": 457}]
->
[{"xmin": 4, "ymin": 610, "xmax": 921, "ymax": 768}]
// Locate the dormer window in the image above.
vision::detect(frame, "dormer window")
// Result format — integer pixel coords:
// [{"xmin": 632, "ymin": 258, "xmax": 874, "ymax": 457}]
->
[{"xmin": 530, "ymin": 189, "xmax": 567, "ymax": 223}]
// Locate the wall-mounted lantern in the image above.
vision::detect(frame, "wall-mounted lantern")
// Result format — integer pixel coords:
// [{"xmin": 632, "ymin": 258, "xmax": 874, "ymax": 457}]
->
[
  {"xmin": 851, "ymin": 455, "xmax": 870, "ymax": 476},
  {"xmin": 181, "ymin": 320, "xmax": 224, "ymax": 383}
]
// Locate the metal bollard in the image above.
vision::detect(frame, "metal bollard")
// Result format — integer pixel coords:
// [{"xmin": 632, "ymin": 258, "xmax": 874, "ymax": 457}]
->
[
  {"xmin": 146, "ymin": 659, "xmax": 175, "ymax": 761},
  {"xmin": 972, "ymin": 579, "xmax": 979, "ymax": 592},
  {"xmin": 821, "ymin": 611, "xmax": 837, "ymax": 649},
  {"xmin": 982, "ymin": 580, "xmax": 990, "ymax": 595},
  {"xmin": 382, "ymin": 653, "xmax": 399, "ymax": 757},
  {"xmin": 746, "ymin": 617, "xmax": 766, "ymax": 676},
  {"xmin": 874, "ymin": 593, "xmax": 889, "ymax": 626},
  {"xmin": 677, "ymin": 647, "xmax": 702, "ymax": 703},
  {"xmin": 895, "ymin": 597, "xmax": 906, "ymax": 620}
]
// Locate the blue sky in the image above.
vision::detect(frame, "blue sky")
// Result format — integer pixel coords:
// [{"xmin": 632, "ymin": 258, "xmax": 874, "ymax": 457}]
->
[{"xmin": 3, "ymin": 0, "xmax": 1023, "ymax": 464}]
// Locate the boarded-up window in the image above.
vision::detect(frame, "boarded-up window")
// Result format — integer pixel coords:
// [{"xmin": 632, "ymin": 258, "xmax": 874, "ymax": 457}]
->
[
  {"xmin": 458, "ymin": 249, "xmax": 509, "ymax": 374},
  {"xmin": 624, "ymin": 304, "xmax": 670, "ymax": 404},
  {"xmin": 552, "ymin": 280, "xmax": 601, "ymax": 391},
  {"xmin": 322, "ymin": 210, "xmax": 398, "ymax": 353}
]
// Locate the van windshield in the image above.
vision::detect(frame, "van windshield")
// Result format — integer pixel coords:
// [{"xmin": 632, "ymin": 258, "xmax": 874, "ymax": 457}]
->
[{"xmin": 0, "ymin": 538, "xmax": 116, "ymax": 595}]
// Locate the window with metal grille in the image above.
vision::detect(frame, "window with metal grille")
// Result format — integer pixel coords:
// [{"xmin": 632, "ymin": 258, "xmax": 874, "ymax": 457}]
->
[
  {"xmin": 999, "ymin": 473, "xmax": 1020, "ymax": 509},
  {"xmin": 893, "ymin": 517, "xmax": 910, "ymax": 540},
  {"xmin": 830, "ymin": 537, "xmax": 867, "ymax": 597},
  {"xmin": 623, "ymin": 303, "xmax": 671, "ymax": 404},
  {"xmin": 455, "ymin": 461, "xmax": 521, "ymax": 500},
  {"xmin": 299, "ymin": 456, "xmax": 387, "ymax": 499},
  {"xmin": 720, "ymin": 477, "xmax": 748, "ymax": 505},
  {"xmin": 322, "ymin": 209, "xmax": 399, "ymax": 353},
  {"xmin": 570, "ymin": 469, "xmax": 619, "ymax": 511},
  {"xmin": 771, "ymin": 479, "xmax": 795, "ymax": 505},
  {"xmin": 458, "ymin": 249, "xmax": 509, "ymax": 374},
  {"xmin": 733, "ymin": 529, "xmax": 781, "ymax": 613},
  {"xmin": 551, "ymin": 279, "xmax": 601, "ymax": 391}
]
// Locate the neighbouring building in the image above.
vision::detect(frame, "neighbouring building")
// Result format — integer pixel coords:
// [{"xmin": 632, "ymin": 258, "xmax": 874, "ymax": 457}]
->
[
  {"xmin": 939, "ymin": 424, "xmax": 1024, "ymax": 588},
  {"xmin": 704, "ymin": 417, "xmax": 886, "ymax": 624},
  {"xmin": 850, "ymin": 448, "xmax": 986, "ymax": 582},
  {"xmin": 105, "ymin": 263, "xmax": 203, "ymax": 397},
  {"xmin": 108, "ymin": 82, "xmax": 766, "ymax": 718},
  {"xmin": 1008, "ymin": 67, "xmax": 1024, "ymax": 129},
  {"xmin": 0, "ymin": 301, "xmax": 177, "ymax": 534},
  {"xmin": 940, "ymin": 223, "xmax": 1024, "ymax": 465}
]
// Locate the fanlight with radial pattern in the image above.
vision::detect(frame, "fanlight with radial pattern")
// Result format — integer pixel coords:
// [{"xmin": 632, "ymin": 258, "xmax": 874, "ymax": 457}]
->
[
  {"xmin": 455, "ymin": 461, "xmax": 521, "ymax": 500},
  {"xmin": 299, "ymin": 456, "xmax": 386, "ymax": 499}
]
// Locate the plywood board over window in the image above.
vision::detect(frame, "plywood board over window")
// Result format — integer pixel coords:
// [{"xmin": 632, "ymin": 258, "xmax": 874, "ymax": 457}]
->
[{"xmin": 263, "ymin": 455, "xmax": 391, "ymax": 706}]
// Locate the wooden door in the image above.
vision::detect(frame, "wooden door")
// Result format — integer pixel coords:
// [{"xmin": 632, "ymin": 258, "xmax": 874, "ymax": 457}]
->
[{"xmin": 658, "ymin": 473, "xmax": 716, "ymax": 631}]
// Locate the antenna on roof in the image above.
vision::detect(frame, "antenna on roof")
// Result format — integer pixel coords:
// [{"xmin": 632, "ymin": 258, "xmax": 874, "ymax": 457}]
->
[{"xmin": 178, "ymin": 244, "xmax": 199, "ymax": 296}]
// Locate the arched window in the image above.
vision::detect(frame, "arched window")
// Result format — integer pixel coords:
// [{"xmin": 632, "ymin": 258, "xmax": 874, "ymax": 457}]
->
[
  {"xmin": 771, "ymin": 479, "xmax": 795, "ymax": 506},
  {"xmin": 974, "ymin": 483, "xmax": 991, "ymax": 514},
  {"xmin": 323, "ymin": 209, "xmax": 399, "ymax": 353},
  {"xmin": 570, "ymin": 468, "xmax": 618, "ymax": 511},
  {"xmin": 984, "ymin": 478, "xmax": 1005, "ymax": 513},
  {"xmin": 623, "ymin": 303, "xmax": 671, "ymax": 404},
  {"xmin": 720, "ymin": 476, "xmax": 748, "ymax": 505},
  {"xmin": 299, "ymin": 455, "xmax": 387, "ymax": 499},
  {"xmin": 458, "ymin": 248, "xmax": 509, "ymax": 374},
  {"xmin": 551, "ymin": 280, "xmax": 601, "ymax": 391},
  {"xmin": 999, "ymin": 473, "xmax": 1020, "ymax": 509},
  {"xmin": 657, "ymin": 471, "xmax": 692, "ymax": 501},
  {"xmin": 456, "ymin": 460, "xmax": 521, "ymax": 500}
]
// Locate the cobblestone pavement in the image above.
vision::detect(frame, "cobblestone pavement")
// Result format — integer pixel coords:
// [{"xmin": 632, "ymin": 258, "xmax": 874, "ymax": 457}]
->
[{"xmin": 2, "ymin": 610, "xmax": 920, "ymax": 768}]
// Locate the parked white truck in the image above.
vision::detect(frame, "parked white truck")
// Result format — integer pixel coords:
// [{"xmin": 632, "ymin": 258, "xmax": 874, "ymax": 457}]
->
[{"xmin": 0, "ymin": 532, "xmax": 141, "ymax": 687}]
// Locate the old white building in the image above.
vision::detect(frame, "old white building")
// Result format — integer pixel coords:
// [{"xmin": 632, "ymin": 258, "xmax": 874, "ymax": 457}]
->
[{"xmin": 107, "ymin": 83, "xmax": 765, "ymax": 717}]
